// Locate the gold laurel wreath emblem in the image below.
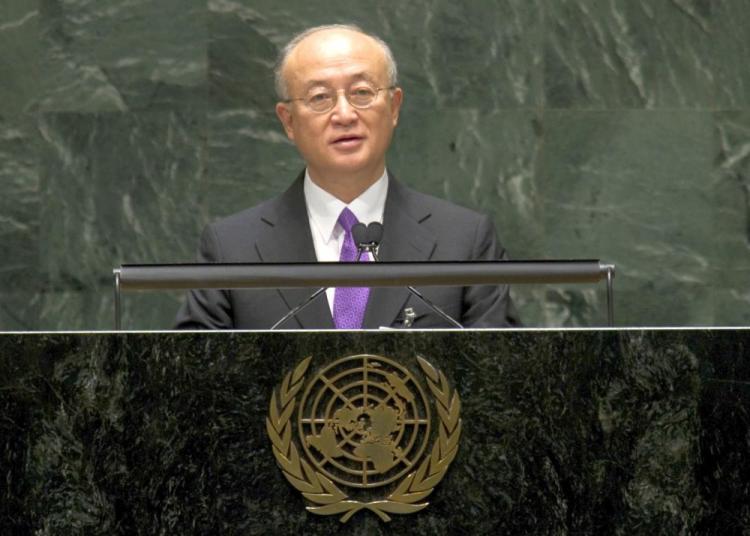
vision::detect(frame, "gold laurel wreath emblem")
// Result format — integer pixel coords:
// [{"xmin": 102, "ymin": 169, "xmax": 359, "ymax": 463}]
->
[{"xmin": 266, "ymin": 355, "xmax": 461, "ymax": 523}]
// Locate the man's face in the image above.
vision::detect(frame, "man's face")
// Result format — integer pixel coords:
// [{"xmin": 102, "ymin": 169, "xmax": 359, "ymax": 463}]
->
[{"xmin": 275, "ymin": 30, "xmax": 403, "ymax": 186}]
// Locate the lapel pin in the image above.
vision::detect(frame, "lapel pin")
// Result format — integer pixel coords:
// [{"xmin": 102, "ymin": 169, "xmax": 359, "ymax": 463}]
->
[{"xmin": 402, "ymin": 307, "xmax": 416, "ymax": 328}]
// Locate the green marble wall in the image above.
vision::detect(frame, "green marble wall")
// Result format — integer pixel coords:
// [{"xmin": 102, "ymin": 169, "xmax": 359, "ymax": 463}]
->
[{"xmin": 1, "ymin": 1, "xmax": 749, "ymax": 330}]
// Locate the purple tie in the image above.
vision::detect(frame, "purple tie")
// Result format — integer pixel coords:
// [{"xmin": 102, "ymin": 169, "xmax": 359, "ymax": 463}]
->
[{"xmin": 333, "ymin": 207, "xmax": 370, "ymax": 329}]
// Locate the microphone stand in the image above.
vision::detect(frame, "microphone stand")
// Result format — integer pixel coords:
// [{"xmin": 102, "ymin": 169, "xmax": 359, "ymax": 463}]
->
[
  {"xmin": 269, "ymin": 286, "xmax": 327, "ymax": 330},
  {"xmin": 269, "ymin": 233, "xmax": 372, "ymax": 330},
  {"xmin": 270, "ymin": 222, "xmax": 465, "ymax": 330},
  {"xmin": 357, "ymin": 224, "xmax": 464, "ymax": 329}
]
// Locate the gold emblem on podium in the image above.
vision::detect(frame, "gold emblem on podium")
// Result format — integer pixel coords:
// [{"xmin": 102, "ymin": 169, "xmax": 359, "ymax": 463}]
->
[{"xmin": 266, "ymin": 354, "xmax": 461, "ymax": 522}]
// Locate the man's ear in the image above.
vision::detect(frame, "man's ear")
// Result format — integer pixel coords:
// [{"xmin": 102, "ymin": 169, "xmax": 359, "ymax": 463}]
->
[
  {"xmin": 390, "ymin": 87, "xmax": 403, "ymax": 127},
  {"xmin": 275, "ymin": 102, "xmax": 295, "ymax": 141}
]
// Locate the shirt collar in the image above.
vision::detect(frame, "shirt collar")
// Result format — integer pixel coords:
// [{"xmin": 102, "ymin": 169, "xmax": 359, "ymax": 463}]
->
[{"xmin": 304, "ymin": 169, "xmax": 389, "ymax": 244}]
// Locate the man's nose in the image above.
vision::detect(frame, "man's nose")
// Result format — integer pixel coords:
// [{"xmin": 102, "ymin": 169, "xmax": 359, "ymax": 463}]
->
[{"xmin": 330, "ymin": 91, "xmax": 358, "ymax": 124}]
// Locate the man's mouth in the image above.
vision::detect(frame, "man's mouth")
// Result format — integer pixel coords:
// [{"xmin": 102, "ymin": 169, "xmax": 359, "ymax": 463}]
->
[{"xmin": 331, "ymin": 135, "xmax": 365, "ymax": 148}]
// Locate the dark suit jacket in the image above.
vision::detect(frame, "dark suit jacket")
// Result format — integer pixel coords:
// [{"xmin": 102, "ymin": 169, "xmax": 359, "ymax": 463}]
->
[{"xmin": 174, "ymin": 173, "xmax": 520, "ymax": 329}]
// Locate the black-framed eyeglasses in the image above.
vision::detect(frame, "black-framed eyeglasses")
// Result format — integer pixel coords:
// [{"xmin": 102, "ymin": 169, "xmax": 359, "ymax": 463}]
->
[{"xmin": 283, "ymin": 85, "xmax": 396, "ymax": 113}]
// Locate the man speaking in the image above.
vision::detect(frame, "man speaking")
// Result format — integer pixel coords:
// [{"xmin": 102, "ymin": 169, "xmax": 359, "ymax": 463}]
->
[{"xmin": 175, "ymin": 24, "xmax": 520, "ymax": 329}]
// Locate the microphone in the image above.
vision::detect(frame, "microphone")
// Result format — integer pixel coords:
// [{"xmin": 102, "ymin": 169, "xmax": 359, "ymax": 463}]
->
[
  {"xmin": 352, "ymin": 222, "xmax": 382, "ymax": 259},
  {"xmin": 352, "ymin": 223, "xmax": 367, "ymax": 258},
  {"xmin": 353, "ymin": 223, "xmax": 464, "ymax": 329}
]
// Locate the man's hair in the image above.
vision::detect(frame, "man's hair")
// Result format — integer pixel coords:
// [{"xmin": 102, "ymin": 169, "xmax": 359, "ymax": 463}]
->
[{"xmin": 274, "ymin": 24, "xmax": 399, "ymax": 100}]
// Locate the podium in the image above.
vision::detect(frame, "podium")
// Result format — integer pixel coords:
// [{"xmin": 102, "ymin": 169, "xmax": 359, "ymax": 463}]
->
[{"xmin": 1, "ymin": 330, "xmax": 748, "ymax": 533}]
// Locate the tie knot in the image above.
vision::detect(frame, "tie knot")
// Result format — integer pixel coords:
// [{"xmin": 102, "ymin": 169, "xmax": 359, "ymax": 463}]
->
[{"xmin": 337, "ymin": 207, "xmax": 359, "ymax": 234}]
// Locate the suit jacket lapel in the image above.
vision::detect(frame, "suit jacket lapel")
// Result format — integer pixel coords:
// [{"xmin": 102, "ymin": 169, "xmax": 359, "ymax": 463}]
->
[
  {"xmin": 362, "ymin": 177, "xmax": 436, "ymax": 328},
  {"xmin": 254, "ymin": 174, "xmax": 335, "ymax": 329}
]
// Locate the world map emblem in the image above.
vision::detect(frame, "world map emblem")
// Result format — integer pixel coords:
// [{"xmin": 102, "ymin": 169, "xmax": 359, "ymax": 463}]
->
[{"xmin": 266, "ymin": 354, "xmax": 462, "ymax": 522}]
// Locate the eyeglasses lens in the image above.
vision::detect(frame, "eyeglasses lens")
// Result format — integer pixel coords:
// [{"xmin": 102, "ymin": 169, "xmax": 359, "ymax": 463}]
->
[{"xmin": 305, "ymin": 87, "xmax": 378, "ymax": 112}]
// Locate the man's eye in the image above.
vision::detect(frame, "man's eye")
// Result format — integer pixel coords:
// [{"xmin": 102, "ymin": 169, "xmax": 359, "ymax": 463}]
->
[
  {"xmin": 351, "ymin": 87, "xmax": 375, "ymax": 97},
  {"xmin": 308, "ymin": 93, "xmax": 331, "ymax": 103}
]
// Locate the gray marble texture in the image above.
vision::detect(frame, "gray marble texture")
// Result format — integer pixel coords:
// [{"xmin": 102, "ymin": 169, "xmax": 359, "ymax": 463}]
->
[{"xmin": 1, "ymin": 0, "xmax": 749, "ymax": 329}]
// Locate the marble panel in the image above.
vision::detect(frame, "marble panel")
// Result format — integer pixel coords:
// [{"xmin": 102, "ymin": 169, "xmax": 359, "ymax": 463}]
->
[
  {"xmin": 544, "ymin": 0, "xmax": 750, "ymax": 109},
  {"xmin": 122, "ymin": 291, "xmax": 186, "ymax": 331},
  {"xmin": 38, "ymin": 0, "xmax": 207, "ymax": 112},
  {"xmin": 3, "ymin": 330, "xmax": 748, "ymax": 532},
  {"xmin": 210, "ymin": 0, "xmax": 544, "ymax": 112},
  {"xmin": 36, "ymin": 288, "xmax": 184, "ymax": 331},
  {"xmin": 200, "ymin": 108, "xmax": 301, "ymax": 222},
  {"xmin": 712, "ymin": 112, "xmax": 750, "ymax": 326},
  {"xmin": 36, "ymin": 288, "xmax": 113, "ymax": 331},
  {"xmin": 713, "ymin": 289, "xmax": 750, "ymax": 327},
  {"xmin": 0, "ymin": 1, "xmax": 40, "ymax": 116},
  {"xmin": 208, "ymin": 2, "xmax": 277, "ymax": 110},
  {"xmin": 389, "ymin": 109, "xmax": 544, "ymax": 259},
  {"xmin": 0, "ymin": 116, "xmax": 40, "ymax": 286},
  {"xmin": 710, "ymin": 0, "xmax": 750, "ymax": 108},
  {"xmin": 37, "ymin": 110, "xmax": 205, "ymax": 329},
  {"xmin": 697, "ymin": 380, "xmax": 750, "ymax": 532},
  {"xmin": 397, "ymin": 0, "xmax": 544, "ymax": 111},
  {"xmin": 615, "ymin": 284, "xmax": 714, "ymax": 328},
  {"xmin": 0, "ymin": 292, "xmax": 41, "ymax": 332},
  {"xmin": 536, "ymin": 110, "xmax": 715, "ymax": 325},
  {"xmin": 510, "ymin": 286, "xmax": 609, "ymax": 328},
  {"xmin": 0, "ymin": 116, "xmax": 41, "ymax": 329},
  {"xmin": 694, "ymin": 333, "xmax": 750, "ymax": 534}
]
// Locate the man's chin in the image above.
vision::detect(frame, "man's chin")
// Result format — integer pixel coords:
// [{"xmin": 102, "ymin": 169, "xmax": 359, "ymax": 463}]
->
[
  {"xmin": 326, "ymin": 156, "xmax": 374, "ymax": 174},
  {"xmin": 313, "ymin": 160, "xmax": 382, "ymax": 182}
]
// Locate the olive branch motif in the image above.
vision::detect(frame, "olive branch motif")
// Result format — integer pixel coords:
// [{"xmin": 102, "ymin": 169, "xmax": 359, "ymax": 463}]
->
[{"xmin": 266, "ymin": 355, "xmax": 461, "ymax": 523}]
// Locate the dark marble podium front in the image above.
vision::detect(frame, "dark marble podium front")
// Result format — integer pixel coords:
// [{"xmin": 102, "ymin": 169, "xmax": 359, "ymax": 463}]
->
[{"xmin": 1, "ymin": 330, "xmax": 748, "ymax": 535}]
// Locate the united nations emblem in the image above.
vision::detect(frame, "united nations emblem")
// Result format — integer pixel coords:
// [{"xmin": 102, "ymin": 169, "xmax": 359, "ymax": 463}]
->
[{"xmin": 266, "ymin": 354, "xmax": 461, "ymax": 522}]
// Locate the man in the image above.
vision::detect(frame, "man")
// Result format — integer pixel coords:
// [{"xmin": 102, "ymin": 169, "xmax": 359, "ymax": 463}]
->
[{"xmin": 175, "ymin": 24, "xmax": 519, "ymax": 329}]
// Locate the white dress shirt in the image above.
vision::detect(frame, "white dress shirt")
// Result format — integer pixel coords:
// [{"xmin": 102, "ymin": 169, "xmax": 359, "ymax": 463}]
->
[{"xmin": 303, "ymin": 169, "xmax": 389, "ymax": 314}]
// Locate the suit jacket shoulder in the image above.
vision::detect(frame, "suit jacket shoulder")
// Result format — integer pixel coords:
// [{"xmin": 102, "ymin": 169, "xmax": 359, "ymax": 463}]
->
[
  {"xmin": 200, "ymin": 174, "xmax": 316, "ymax": 264},
  {"xmin": 383, "ymin": 177, "xmax": 502, "ymax": 263}
]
